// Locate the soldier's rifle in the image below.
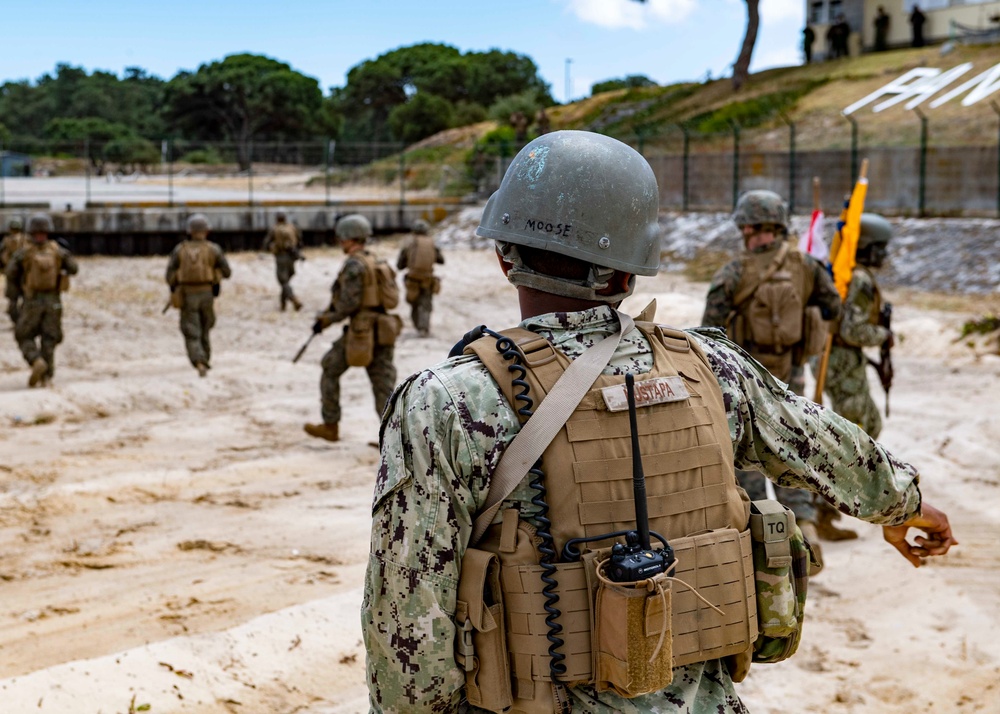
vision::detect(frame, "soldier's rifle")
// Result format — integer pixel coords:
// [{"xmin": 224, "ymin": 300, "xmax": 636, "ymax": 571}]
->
[
  {"xmin": 292, "ymin": 332, "xmax": 317, "ymax": 364},
  {"xmin": 866, "ymin": 302, "xmax": 893, "ymax": 416}
]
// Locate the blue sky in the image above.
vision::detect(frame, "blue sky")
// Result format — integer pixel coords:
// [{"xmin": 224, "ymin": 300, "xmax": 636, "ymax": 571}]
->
[{"xmin": 2, "ymin": 0, "xmax": 806, "ymax": 100}]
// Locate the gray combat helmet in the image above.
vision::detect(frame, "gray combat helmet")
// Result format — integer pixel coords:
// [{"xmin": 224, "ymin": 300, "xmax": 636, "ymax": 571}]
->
[
  {"xmin": 27, "ymin": 213, "xmax": 53, "ymax": 234},
  {"xmin": 8, "ymin": 218, "xmax": 22, "ymax": 232},
  {"xmin": 477, "ymin": 130, "xmax": 661, "ymax": 277},
  {"xmin": 412, "ymin": 218, "xmax": 430, "ymax": 235},
  {"xmin": 187, "ymin": 213, "xmax": 210, "ymax": 235},
  {"xmin": 336, "ymin": 214, "xmax": 373, "ymax": 242},
  {"xmin": 732, "ymin": 190, "xmax": 789, "ymax": 230},
  {"xmin": 858, "ymin": 213, "xmax": 893, "ymax": 250}
]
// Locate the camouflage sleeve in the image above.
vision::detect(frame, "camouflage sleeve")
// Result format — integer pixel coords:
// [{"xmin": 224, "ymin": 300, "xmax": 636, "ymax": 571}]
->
[
  {"xmin": 324, "ymin": 258, "xmax": 366, "ymax": 324},
  {"xmin": 396, "ymin": 242, "xmax": 409, "ymax": 271},
  {"xmin": 363, "ymin": 357, "xmax": 518, "ymax": 713},
  {"xmin": 435, "ymin": 245, "xmax": 445, "ymax": 265},
  {"xmin": 60, "ymin": 249, "xmax": 79, "ymax": 276},
  {"xmin": 4, "ymin": 252, "xmax": 23, "ymax": 298},
  {"xmin": 700, "ymin": 259, "xmax": 741, "ymax": 328},
  {"xmin": 165, "ymin": 246, "xmax": 180, "ymax": 287},
  {"xmin": 839, "ymin": 270, "xmax": 888, "ymax": 347},
  {"xmin": 262, "ymin": 228, "xmax": 274, "ymax": 252},
  {"xmin": 212, "ymin": 245, "xmax": 232, "ymax": 279},
  {"xmin": 689, "ymin": 329, "xmax": 920, "ymax": 525},
  {"xmin": 806, "ymin": 256, "xmax": 841, "ymax": 320}
]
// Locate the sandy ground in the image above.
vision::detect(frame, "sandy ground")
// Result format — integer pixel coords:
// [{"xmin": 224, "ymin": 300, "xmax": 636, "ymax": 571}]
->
[{"xmin": 0, "ymin": 244, "xmax": 998, "ymax": 713}]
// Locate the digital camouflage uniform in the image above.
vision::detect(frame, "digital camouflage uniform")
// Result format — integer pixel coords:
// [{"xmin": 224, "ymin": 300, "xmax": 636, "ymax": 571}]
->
[
  {"xmin": 165, "ymin": 240, "xmax": 232, "ymax": 369},
  {"xmin": 702, "ymin": 243, "xmax": 842, "ymax": 524},
  {"xmin": 396, "ymin": 234, "xmax": 444, "ymax": 336},
  {"xmin": 824, "ymin": 266, "xmax": 888, "ymax": 439},
  {"xmin": 263, "ymin": 220, "xmax": 302, "ymax": 310},
  {"xmin": 317, "ymin": 251, "xmax": 396, "ymax": 423},
  {"xmin": 363, "ymin": 306, "xmax": 920, "ymax": 714},
  {"xmin": 5, "ymin": 240, "xmax": 79, "ymax": 380},
  {"xmin": 1, "ymin": 228, "xmax": 27, "ymax": 324}
]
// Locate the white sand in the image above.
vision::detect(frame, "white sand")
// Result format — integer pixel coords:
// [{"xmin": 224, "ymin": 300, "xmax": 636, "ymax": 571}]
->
[{"xmin": 1, "ymin": 245, "xmax": 997, "ymax": 713}]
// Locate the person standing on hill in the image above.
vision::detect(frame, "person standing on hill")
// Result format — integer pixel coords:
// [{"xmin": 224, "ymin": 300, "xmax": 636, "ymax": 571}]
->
[
  {"xmin": 262, "ymin": 211, "xmax": 303, "ymax": 312},
  {"xmin": 165, "ymin": 214, "xmax": 232, "ymax": 377},
  {"xmin": 874, "ymin": 6, "xmax": 891, "ymax": 51},
  {"xmin": 396, "ymin": 218, "xmax": 444, "ymax": 337},
  {"xmin": 4, "ymin": 213, "xmax": 78, "ymax": 387}
]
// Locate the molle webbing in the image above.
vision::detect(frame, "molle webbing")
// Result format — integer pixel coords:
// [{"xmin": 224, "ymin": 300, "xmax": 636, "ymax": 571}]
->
[
  {"xmin": 353, "ymin": 253, "xmax": 381, "ymax": 308},
  {"xmin": 177, "ymin": 241, "xmax": 215, "ymax": 285},
  {"xmin": 468, "ymin": 322, "xmax": 755, "ymax": 692}
]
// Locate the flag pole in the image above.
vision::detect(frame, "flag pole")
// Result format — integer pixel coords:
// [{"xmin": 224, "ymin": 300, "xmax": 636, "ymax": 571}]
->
[{"xmin": 813, "ymin": 159, "xmax": 868, "ymax": 404}]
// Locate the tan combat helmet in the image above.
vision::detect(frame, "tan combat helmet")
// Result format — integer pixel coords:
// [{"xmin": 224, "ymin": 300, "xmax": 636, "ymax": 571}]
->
[
  {"xmin": 412, "ymin": 219, "xmax": 430, "ymax": 234},
  {"xmin": 27, "ymin": 213, "xmax": 54, "ymax": 235},
  {"xmin": 336, "ymin": 214, "xmax": 373, "ymax": 242},
  {"xmin": 187, "ymin": 213, "xmax": 210, "ymax": 236},
  {"xmin": 732, "ymin": 190, "xmax": 789, "ymax": 231}
]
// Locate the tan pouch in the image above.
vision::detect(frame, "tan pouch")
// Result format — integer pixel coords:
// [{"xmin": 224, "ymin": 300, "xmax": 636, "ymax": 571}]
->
[
  {"xmin": 456, "ymin": 548, "xmax": 513, "ymax": 712},
  {"xmin": 593, "ymin": 563, "xmax": 673, "ymax": 697},
  {"xmin": 376, "ymin": 313, "xmax": 402, "ymax": 347},
  {"xmin": 59, "ymin": 273, "xmax": 71, "ymax": 292},
  {"xmin": 800, "ymin": 305, "xmax": 827, "ymax": 359},
  {"xmin": 170, "ymin": 287, "xmax": 184, "ymax": 309},
  {"xmin": 346, "ymin": 312, "xmax": 375, "ymax": 367},
  {"xmin": 404, "ymin": 275, "xmax": 420, "ymax": 303},
  {"xmin": 432, "ymin": 275, "xmax": 441, "ymax": 295}
]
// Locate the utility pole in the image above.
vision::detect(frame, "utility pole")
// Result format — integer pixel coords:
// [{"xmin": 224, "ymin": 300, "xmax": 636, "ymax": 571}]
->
[{"xmin": 565, "ymin": 58, "xmax": 573, "ymax": 103}]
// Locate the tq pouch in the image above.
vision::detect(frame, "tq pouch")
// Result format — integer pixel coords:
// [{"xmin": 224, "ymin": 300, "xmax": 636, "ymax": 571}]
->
[
  {"xmin": 346, "ymin": 312, "xmax": 376, "ymax": 367},
  {"xmin": 748, "ymin": 500, "xmax": 808, "ymax": 663},
  {"xmin": 456, "ymin": 548, "xmax": 513, "ymax": 712},
  {"xmin": 404, "ymin": 275, "xmax": 421, "ymax": 303},
  {"xmin": 170, "ymin": 288, "xmax": 184, "ymax": 309}
]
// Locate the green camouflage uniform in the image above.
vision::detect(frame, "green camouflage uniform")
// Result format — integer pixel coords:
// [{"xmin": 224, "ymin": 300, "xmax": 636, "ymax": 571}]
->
[
  {"xmin": 5, "ymin": 241, "xmax": 79, "ymax": 378},
  {"xmin": 363, "ymin": 306, "xmax": 920, "ymax": 714},
  {"xmin": 702, "ymin": 243, "xmax": 842, "ymax": 523},
  {"xmin": 263, "ymin": 223, "xmax": 301, "ymax": 309},
  {"xmin": 165, "ymin": 241, "xmax": 231, "ymax": 368},
  {"xmin": 396, "ymin": 236, "xmax": 444, "ymax": 335},
  {"xmin": 1, "ymin": 231, "xmax": 27, "ymax": 324},
  {"xmin": 317, "ymin": 251, "xmax": 396, "ymax": 423},
  {"xmin": 824, "ymin": 266, "xmax": 888, "ymax": 439}
]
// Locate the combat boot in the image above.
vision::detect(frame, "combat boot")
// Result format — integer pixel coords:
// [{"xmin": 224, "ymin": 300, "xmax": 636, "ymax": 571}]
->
[
  {"xmin": 28, "ymin": 357, "xmax": 48, "ymax": 387},
  {"xmin": 815, "ymin": 502, "xmax": 858, "ymax": 541},
  {"xmin": 304, "ymin": 422, "xmax": 339, "ymax": 442},
  {"xmin": 291, "ymin": 297, "xmax": 303, "ymax": 312},
  {"xmin": 798, "ymin": 520, "xmax": 824, "ymax": 576},
  {"xmin": 196, "ymin": 362, "xmax": 209, "ymax": 378}
]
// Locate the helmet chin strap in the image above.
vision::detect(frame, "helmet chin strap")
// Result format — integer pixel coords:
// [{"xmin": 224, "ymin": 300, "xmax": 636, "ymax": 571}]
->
[{"xmin": 497, "ymin": 242, "xmax": 635, "ymax": 303}]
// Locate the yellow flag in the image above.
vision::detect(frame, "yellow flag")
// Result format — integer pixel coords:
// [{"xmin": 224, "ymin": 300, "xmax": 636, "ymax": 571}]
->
[{"xmin": 831, "ymin": 176, "xmax": 868, "ymax": 300}]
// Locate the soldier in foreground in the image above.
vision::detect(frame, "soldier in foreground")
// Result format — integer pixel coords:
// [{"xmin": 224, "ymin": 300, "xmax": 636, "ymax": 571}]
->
[
  {"xmin": 396, "ymin": 218, "xmax": 444, "ymax": 336},
  {"xmin": 702, "ymin": 190, "xmax": 842, "ymax": 552},
  {"xmin": 262, "ymin": 211, "xmax": 303, "ymax": 312},
  {"xmin": 362, "ymin": 131, "xmax": 956, "ymax": 713},
  {"xmin": 165, "ymin": 214, "xmax": 231, "ymax": 377},
  {"xmin": 1, "ymin": 218, "xmax": 26, "ymax": 324},
  {"xmin": 4, "ymin": 213, "xmax": 78, "ymax": 387},
  {"xmin": 304, "ymin": 214, "xmax": 400, "ymax": 442}
]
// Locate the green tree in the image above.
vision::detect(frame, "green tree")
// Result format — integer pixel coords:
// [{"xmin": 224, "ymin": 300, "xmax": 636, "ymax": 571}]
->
[
  {"xmin": 163, "ymin": 53, "xmax": 323, "ymax": 169},
  {"xmin": 388, "ymin": 93, "xmax": 453, "ymax": 144},
  {"xmin": 44, "ymin": 116, "xmax": 134, "ymax": 173}
]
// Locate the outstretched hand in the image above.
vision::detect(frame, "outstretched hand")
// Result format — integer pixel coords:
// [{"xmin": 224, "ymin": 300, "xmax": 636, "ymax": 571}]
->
[{"xmin": 882, "ymin": 501, "xmax": 958, "ymax": 567}]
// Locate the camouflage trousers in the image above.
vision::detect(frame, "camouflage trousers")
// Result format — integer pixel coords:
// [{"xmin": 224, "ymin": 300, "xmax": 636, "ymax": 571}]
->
[
  {"xmin": 275, "ymin": 253, "xmax": 298, "ymax": 308},
  {"xmin": 15, "ymin": 293, "xmax": 63, "ymax": 378},
  {"xmin": 6, "ymin": 296, "xmax": 20, "ymax": 325},
  {"xmin": 179, "ymin": 288, "xmax": 216, "ymax": 367},
  {"xmin": 319, "ymin": 331, "xmax": 396, "ymax": 424},
  {"xmin": 408, "ymin": 287, "xmax": 434, "ymax": 334},
  {"xmin": 824, "ymin": 344, "xmax": 882, "ymax": 439}
]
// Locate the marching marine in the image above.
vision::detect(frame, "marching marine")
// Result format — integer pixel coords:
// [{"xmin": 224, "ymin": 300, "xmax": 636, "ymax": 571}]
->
[
  {"xmin": 702, "ymin": 189, "xmax": 842, "ymax": 551},
  {"xmin": 396, "ymin": 218, "xmax": 444, "ymax": 336},
  {"xmin": 363, "ymin": 131, "xmax": 956, "ymax": 713},
  {"xmin": 1, "ymin": 218, "xmax": 26, "ymax": 324},
  {"xmin": 262, "ymin": 211, "xmax": 303, "ymax": 312},
  {"xmin": 4, "ymin": 213, "xmax": 78, "ymax": 387},
  {"xmin": 303, "ymin": 214, "xmax": 401, "ymax": 442},
  {"xmin": 822, "ymin": 213, "xmax": 894, "ymax": 441},
  {"xmin": 165, "ymin": 214, "xmax": 231, "ymax": 377}
]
